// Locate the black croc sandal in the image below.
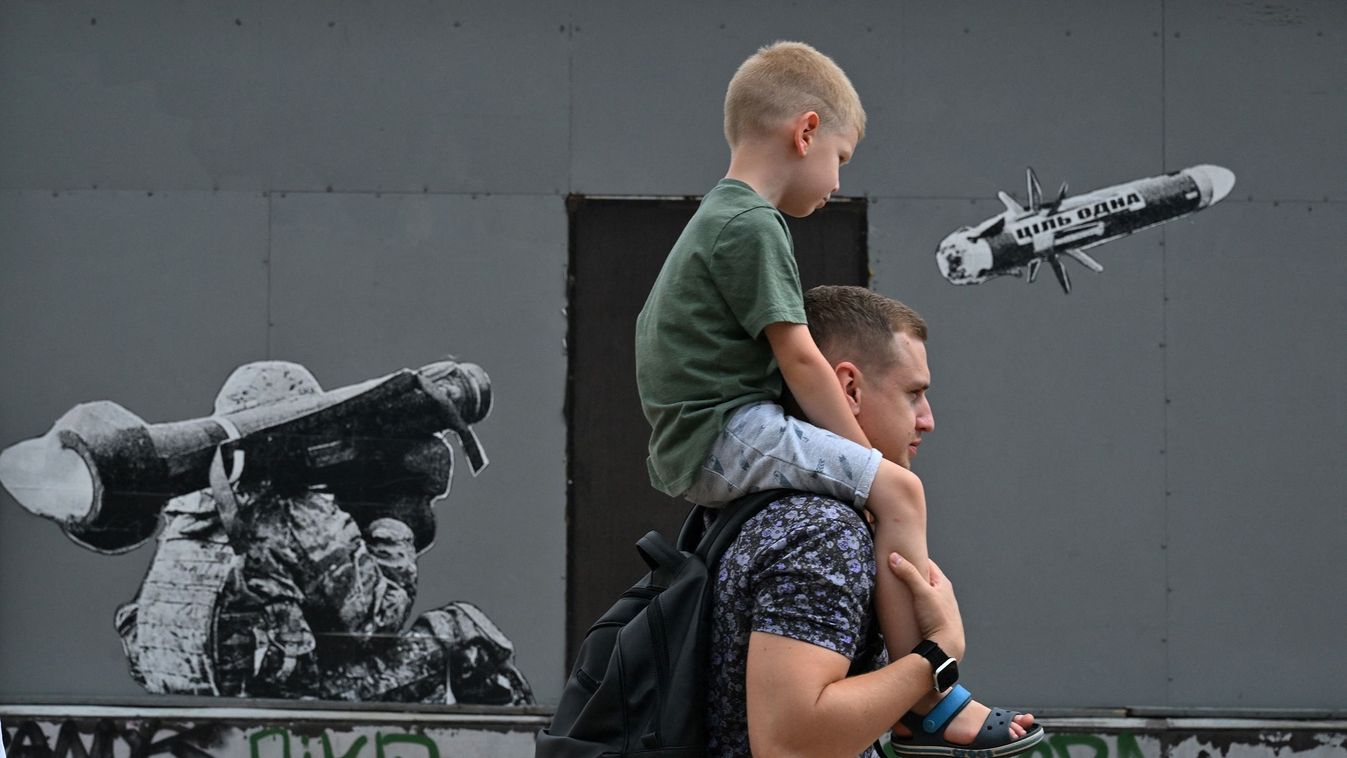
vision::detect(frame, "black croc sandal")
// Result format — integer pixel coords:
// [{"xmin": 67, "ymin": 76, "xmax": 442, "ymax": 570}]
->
[{"xmin": 877, "ymin": 685, "xmax": 1045, "ymax": 758}]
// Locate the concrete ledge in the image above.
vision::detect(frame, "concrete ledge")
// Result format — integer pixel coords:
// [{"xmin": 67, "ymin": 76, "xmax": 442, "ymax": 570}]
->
[
  {"xmin": 1023, "ymin": 718, "xmax": 1347, "ymax": 758},
  {"xmin": 3, "ymin": 704, "xmax": 1345, "ymax": 757},
  {"xmin": 1, "ymin": 703, "xmax": 551, "ymax": 729},
  {"xmin": 1, "ymin": 704, "xmax": 545, "ymax": 757},
  {"xmin": 1042, "ymin": 717, "xmax": 1347, "ymax": 731}
]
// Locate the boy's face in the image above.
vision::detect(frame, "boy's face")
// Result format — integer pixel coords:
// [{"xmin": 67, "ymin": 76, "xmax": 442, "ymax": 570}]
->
[{"xmin": 779, "ymin": 122, "xmax": 858, "ymax": 218}]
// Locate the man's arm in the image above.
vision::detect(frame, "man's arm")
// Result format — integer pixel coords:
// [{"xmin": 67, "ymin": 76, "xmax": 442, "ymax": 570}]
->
[
  {"xmin": 747, "ymin": 554, "xmax": 966, "ymax": 758},
  {"xmin": 764, "ymin": 322, "xmax": 870, "ymax": 447},
  {"xmin": 747, "ymin": 633, "xmax": 935, "ymax": 758}
]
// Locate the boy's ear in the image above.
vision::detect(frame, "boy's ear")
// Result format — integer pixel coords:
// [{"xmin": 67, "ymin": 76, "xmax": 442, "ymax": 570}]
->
[{"xmin": 792, "ymin": 111, "xmax": 821, "ymax": 157}]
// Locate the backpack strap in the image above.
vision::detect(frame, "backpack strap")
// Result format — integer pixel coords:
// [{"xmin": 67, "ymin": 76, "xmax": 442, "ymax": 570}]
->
[
  {"xmin": 686, "ymin": 489, "xmax": 795, "ymax": 564},
  {"xmin": 637, "ymin": 530, "xmax": 688, "ymax": 579}
]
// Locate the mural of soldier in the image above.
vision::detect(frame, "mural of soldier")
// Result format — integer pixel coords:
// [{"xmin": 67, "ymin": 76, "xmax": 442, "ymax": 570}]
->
[{"xmin": 0, "ymin": 359, "xmax": 533, "ymax": 705}]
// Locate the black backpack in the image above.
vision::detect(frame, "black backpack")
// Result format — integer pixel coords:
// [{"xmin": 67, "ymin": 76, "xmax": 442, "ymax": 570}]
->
[{"xmin": 535, "ymin": 489, "xmax": 787, "ymax": 757}]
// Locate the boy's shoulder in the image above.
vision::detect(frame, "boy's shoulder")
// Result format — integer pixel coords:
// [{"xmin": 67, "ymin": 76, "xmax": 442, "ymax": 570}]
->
[
  {"xmin": 698, "ymin": 179, "xmax": 780, "ymax": 220},
  {"xmin": 683, "ymin": 179, "xmax": 791, "ymax": 249}
]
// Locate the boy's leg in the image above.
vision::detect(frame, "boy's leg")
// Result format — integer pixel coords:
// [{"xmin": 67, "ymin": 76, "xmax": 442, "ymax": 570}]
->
[
  {"xmin": 683, "ymin": 401, "xmax": 881, "ymax": 507},
  {"xmin": 866, "ymin": 460, "xmax": 1035, "ymax": 742},
  {"xmin": 865, "ymin": 459, "xmax": 927, "ymax": 656}
]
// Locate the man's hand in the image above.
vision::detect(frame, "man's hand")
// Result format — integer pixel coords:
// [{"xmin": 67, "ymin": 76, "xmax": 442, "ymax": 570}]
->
[{"xmin": 887, "ymin": 554, "xmax": 965, "ymax": 661}]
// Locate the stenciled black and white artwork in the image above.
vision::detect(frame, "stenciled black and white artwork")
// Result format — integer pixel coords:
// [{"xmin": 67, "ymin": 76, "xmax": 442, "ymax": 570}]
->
[
  {"xmin": 0, "ymin": 358, "xmax": 534, "ymax": 705},
  {"xmin": 936, "ymin": 165, "xmax": 1236, "ymax": 293}
]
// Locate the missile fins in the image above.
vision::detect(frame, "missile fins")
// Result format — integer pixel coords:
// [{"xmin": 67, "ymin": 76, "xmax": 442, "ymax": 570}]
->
[
  {"xmin": 1049, "ymin": 256, "xmax": 1071, "ymax": 294},
  {"xmin": 1027, "ymin": 167, "xmax": 1043, "ymax": 211},
  {"xmin": 1064, "ymin": 249, "xmax": 1104, "ymax": 273},
  {"xmin": 998, "ymin": 191, "xmax": 1025, "ymax": 215}
]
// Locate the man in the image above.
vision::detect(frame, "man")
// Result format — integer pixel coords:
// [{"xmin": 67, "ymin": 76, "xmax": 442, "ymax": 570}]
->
[{"xmin": 706, "ymin": 285, "xmax": 1038, "ymax": 757}]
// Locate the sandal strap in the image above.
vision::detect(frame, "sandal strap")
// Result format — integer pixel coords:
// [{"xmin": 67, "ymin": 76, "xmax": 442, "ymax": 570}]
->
[
  {"xmin": 971, "ymin": 708, "xmax": 1036, "ymax": 750},
  {"xmin": 922, "ymin": 684, "xmax": 973, "ymax": 734}
]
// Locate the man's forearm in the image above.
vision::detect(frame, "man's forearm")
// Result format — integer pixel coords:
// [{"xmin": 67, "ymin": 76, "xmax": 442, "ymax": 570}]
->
[{"xmin": 747, "ymin": 633, "xmax": 935, "ymax": 758}]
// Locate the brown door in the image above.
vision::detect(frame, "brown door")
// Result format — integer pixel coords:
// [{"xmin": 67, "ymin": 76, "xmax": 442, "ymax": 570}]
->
[{"xmin": 565, "ymin": 195, "xmax": 868, "ymax": 667}]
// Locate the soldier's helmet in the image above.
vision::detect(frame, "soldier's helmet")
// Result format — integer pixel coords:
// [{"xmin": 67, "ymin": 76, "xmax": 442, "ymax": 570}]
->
[{"xmin": 214, "ymin": 361, "xmax": 323, "ymax": 416}]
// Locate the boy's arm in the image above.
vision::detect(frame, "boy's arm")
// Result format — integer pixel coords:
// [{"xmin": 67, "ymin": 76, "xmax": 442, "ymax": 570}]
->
[{"xmin": 765, "ymin": 322, "xmax": 871, "ymax": 447}]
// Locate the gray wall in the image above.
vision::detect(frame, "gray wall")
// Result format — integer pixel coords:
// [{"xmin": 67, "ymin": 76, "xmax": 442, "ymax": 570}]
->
[{"xmin": 2, "ymin": 1, "xmax": 1344, "ymax": 711}]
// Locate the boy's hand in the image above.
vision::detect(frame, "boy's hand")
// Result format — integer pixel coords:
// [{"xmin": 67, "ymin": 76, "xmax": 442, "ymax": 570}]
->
[{"xmin": 887, "ymin": 553, "xmax": 965, "ymax": 661}]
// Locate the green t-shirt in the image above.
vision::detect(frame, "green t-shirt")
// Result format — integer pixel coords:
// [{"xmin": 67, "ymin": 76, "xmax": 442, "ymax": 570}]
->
[{"xmin": 635, "ymin": 179, "xmax": 807, "ymax": 496}]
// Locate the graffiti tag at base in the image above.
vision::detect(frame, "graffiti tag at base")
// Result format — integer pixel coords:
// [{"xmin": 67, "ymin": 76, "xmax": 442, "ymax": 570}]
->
[
  {"xmin": 1028, "ymin": 733, "xmax": 1152, "ymax": 758},
  {"xmin": 2, "ymin": 718, "xmax": 226, "ymax": 758},
  {"xmin": 249, "ymin": 728, "xmax": 440, "ymax": 758},
  {"xmin": 7, "ymin": 721, "xmax": 1344, "ymax": 758},
  {"xmin": 2, "ymin": 719, "xmax": 537, "ymax": 758}
]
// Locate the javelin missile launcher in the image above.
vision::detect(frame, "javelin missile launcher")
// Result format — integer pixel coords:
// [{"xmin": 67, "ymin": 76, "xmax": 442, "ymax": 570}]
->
[{"xmin": 0, "ymin": 359, "xmax": 491, "ymax": 553}]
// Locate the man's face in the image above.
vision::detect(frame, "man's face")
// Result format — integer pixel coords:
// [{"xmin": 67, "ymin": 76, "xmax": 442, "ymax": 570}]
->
[{"xmin": 854, "ymin": 331, "xmax": 934, "ymax": 469}]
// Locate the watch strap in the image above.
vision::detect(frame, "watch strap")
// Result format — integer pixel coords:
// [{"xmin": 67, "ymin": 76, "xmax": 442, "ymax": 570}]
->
[
  {"xmin": 911, "ymin": 639, "xmax": 959, "ymax": 693},
  {"xmin": 911, "ymin": 639, "xmax": 943, "ymax": 659}
]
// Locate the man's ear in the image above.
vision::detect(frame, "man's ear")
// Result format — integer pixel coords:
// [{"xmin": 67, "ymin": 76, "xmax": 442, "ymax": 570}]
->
[
  {"xmin": 834, "ymin": 361, "xmax": 862, "ymax": 415},
  {"xmin": 792, "ymin": 111, "xmax": 821, "ymax": 157}
]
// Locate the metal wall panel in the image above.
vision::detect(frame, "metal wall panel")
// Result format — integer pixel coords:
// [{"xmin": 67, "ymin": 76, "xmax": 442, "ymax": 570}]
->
[
  {"xmin": 571, "ymin": 1, "xmax": 1165, "ymax": 201},
  {"xmin": 0, "ymin": 1, "xmax": 571, "ymax": 194},
  {"xmin": 0, "ymin": 190, "xmax": 270, "ymax": 695},
  {"xmin": 570, "ymin": 0, "xmax": 901, "ymax": 196},
  {"xmin": 1165, "ymin": 1, "xmax": 1347, "ymax": 202},
  {"xmin": 1165, "ymin": 202, "xmax": 1347, "ymax": 708},
  {"xmin": 268, "ymin": 192, "xmax": 568, "ymax": 694},
  {"xmin": 871, "ymin": 196, "xmax": 1171, "ymax": 707},
  {"xmin": 876, "ymin": 2, "xmax": 1165, "ymax": 201}
]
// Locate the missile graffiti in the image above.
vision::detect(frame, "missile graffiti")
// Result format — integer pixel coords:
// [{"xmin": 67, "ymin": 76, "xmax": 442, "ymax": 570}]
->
[{"xmin": 936, "ymin": 165, "xmax": 1236, "ymax": 294}]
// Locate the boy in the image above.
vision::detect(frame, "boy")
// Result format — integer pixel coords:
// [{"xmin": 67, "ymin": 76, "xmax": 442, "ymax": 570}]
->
[{"xmin": 636, "ymin": 42, "xmax": 1035, "ymax": 753}]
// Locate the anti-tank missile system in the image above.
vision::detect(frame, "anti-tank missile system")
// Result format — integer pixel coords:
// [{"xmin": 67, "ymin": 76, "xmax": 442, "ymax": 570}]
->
[{"xmin": 0, "ymin": 360, "xmax": 491, "ymax": 553}]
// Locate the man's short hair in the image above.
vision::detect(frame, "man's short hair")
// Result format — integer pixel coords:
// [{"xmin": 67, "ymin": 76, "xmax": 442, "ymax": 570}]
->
[
  {"xmin": 723, "ymin": 41, "xmax": 867, "ymax": 148},
  {"xmin": 804, "ymin": 285, "xmax": 927, "ymax": 371}
]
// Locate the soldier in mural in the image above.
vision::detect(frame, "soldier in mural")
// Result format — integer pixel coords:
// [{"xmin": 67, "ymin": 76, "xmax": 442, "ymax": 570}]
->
[{"xmin": 0, "ymin": 359, "xmax": 533, "ymax": 705}]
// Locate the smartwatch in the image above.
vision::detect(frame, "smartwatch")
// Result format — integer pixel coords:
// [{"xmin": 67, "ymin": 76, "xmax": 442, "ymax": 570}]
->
[{"xmin": 911, "ymin": 639, "xmax": 959, "ymax": 693}]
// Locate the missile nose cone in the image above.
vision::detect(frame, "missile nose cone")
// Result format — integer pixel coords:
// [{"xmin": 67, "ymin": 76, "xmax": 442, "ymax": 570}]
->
[
  {"xmin": 935, "ymin": 242, "xmax": 954, "ymax": 279},
  {"xmin": 1186, "ymin": 164, "xmax": 1237, "ymax": 206}
]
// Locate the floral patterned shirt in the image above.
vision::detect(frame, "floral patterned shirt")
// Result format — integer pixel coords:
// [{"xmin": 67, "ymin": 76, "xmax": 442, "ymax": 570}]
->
[{"xmin": 706, "ymin": 494, "xmax": 888, "ymax": 757}]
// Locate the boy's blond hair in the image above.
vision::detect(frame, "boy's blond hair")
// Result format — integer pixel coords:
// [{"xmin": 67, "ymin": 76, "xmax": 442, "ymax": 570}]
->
[{"xmin": 724, "ymin": 41, "xmax": 866, "ymax": 147}]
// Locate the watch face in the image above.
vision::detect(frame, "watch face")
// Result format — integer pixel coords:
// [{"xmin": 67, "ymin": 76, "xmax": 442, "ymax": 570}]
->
[{"xmin": 934, "ymin": 658, "xmax": 959, "ymax": 692}]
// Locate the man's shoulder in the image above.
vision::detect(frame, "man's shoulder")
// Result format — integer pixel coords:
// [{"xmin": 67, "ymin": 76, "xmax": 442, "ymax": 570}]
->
[
  {"xmin": 748, "ymin": 492, "xmax": 869, "ymax": 525},
  {"xmin": 733, "ymin": 493, "xmax": 871, "ymax": 554},
  {"xmin": 717, "ymin": 492, "xmax": 879, "ymax": 658}
]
